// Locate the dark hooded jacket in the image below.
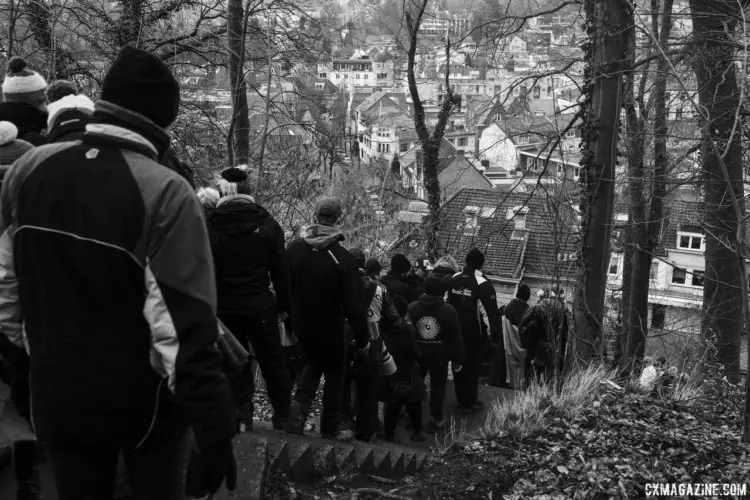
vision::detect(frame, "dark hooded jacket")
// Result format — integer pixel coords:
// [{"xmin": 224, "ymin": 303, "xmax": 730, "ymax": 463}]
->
[
  {"xmin": 381, "ymin": 271, "xmax": 416, "ymax": 303},
  {"xmin": 207, "ymin": 194, "xmax": 290, "ymax": 317},
  {"xmin": 0, "ymin": 102, "xmax": 48, "ymax": 146},
  {"xmin": 378, "ymin": 321, "xmax": 425, "ymax": 403},
  {"xmin": 0, "ymin": 100, "xmax": 233, "ymax": 450},
  {"xmin": 519, "ymin": 298, "xmax": 569, "ymax": 372},
  {"xmin": 287, "ymin": 224, "xmax": 369, "ymax": 360},
  {"xmin": 47, "ymin": 108, "xmax": 90, "ymax": 144},
  {"xmin": 407, "ymin": 295, "xmax": 464, "ymax": 364}
]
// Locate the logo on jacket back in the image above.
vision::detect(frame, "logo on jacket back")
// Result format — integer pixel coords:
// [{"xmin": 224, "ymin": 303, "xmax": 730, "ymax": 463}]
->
[{"xmin": 417, "ymin": 316, "xmax": 440, "ymax": 340}]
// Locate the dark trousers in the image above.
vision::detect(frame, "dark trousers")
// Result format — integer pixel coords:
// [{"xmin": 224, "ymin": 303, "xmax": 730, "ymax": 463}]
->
[
  {"xmin": 418, "ymin": 343, "xmax": 449, "ymax": 418},
  {"xmin": 454, "ymin": 344, "xmax": 483, "ymax": 407},
  {"xmin": 487, "ymin": 340, "xmax": 508, "ymax": 387},
  {"xmin": 14, "ymin": 440, "xmax": 41, "ymax": 500},
  {"xmin": 384, "ymin": 400, "xmax": 422, "ymax": 439},
  {"xmin": 294, "ymin": 354, "xmax": 346, "ymax": 435},
  {"xmin": 221, "ymin": 312, "xmax": 292, "ymax": 423},
  {"xmin": 45, "ymin": 431, "xmax": 191, "ymax": 500},
  {"xmin": 284, "ymin": 343, "xmax": 306, "ymax": 387},
  {"xmin": 353, "ymin": 371, "xmax": 378, "ymax": 441}
]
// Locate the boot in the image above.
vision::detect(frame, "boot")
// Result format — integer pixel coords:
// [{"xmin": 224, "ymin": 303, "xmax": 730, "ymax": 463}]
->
[
  {"xmin": 236, "ymin": 402, "xmax": 253, "ymax": 433},
  {"xmin": 286, "ymin": 401, "xmax": 308, "ymax": 435}
]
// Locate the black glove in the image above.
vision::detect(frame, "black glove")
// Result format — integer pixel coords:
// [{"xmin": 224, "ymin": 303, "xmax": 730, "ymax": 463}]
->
[{"xmin": 186, "ymin": 439, "xmax": 237, "ymax": 496}]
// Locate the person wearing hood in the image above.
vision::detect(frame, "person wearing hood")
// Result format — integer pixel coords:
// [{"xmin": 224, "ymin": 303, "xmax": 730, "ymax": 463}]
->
[
  {"xmin": 0, "ymin": 57, "xmax": 48, "ymax": 146},
  {"xmin": 381, "ymin": 254, "xmax": 415, "ymax": 303},
  {"xmin": 489, "ymin": 283, "xmax": 531, "ymax": 389},
  {"xmin": 0, "ymin": 46, "xmax": 236, "ymax": 499},
  {"xmin": 408, "ymin": 275, "xmax": 463, "ymax": 431},
  {"xmin": 44, "ymin": 80, "xmax": 95, "ymax": 143},
  {"xmin": 429, "ymin": 254, "xmax": 459, "ymax": 293},
  {"xmin": 519, "ymin": 287, "xmax": 570, "ymax": 384},
  {"xmin": 286, "ymin": 198, "xmax": 369, "ymax": 439},
  {"xmin": 446, "ymin": 248, "xmax": 501, "ymax": 414},
  {"xmin": 207, "ymin": 167, "xmax": 291, "ymax": 432}
]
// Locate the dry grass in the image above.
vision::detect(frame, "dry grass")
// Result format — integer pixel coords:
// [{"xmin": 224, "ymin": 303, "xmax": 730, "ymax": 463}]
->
[{"xmin": 481, "ymin": 364, "xmax": 617, "ymax": 440}]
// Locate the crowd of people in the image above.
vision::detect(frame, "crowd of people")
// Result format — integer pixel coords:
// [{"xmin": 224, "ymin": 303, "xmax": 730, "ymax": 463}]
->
[{"xmin": 0, "ymin": 47, "xmax": 570, "ymax": 500}]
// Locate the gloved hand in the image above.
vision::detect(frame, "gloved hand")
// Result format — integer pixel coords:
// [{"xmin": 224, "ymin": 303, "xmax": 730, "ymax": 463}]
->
[{"xmin": 187, "ymin": 439, "xmax": 237, "ymax": 496}]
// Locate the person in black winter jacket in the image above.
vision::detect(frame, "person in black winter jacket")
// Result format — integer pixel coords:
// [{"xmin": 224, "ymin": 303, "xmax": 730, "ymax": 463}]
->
[
  {"xmin": 519, "ymin": 288, "xmax": 569, "ymax": 384},
  {"xmin": 0, "ymin": 57, "xmax": 48, "ymax": 146},
  {"xmin": 429, "ymin": 254, "xmax": 459, "ymax": 294},
  {"xmin": 380, "ymin": 315, "xmax": 426, "ymax": 443},
  {"xmin": 446, "ymin": 248, "xmax": 502, "ymax": 414},
  {"xmin": 381, "ymin": 254, "xmax": 416, "ymax": 303},
  {"xmin": 408, "ymin": 275, "xmax": 463, "ymax": 430},
  {"xmin": 44, "ymin": 80, "xmax": 95, "ymax": 143},
  {"xmin": 489, "ymin": 284, "xmax": 531, "ymax": 388},
  {"xmin": 207, "ymin": 167, "xmax": 292, "ymax": 431},
  {"xmin": 0, "ymin": 47, "xmax": 236, "ymax": 499},
  {"xmin": 287, "ymin": 198, "xmax": 369, "ymax": 439}
]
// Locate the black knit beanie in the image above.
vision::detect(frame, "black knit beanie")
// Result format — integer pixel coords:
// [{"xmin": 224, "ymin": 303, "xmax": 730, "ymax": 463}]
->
[
  {"xmin": 101, "ymin": 46, "xmax": 180, "ymax": 128},
  {"xmin": 423, "ymin": 275, "xmax": 443, "ymax": 296},
  {"xmin": 466, "ymin": 247, "xmax": 485, "ymax": 269},
  {"xmin": 391, "ymin": 254, "xmax": 411, "ymax": 274}
]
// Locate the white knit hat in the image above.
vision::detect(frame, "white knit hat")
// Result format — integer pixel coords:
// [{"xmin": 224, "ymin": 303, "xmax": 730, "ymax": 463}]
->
[
  {"xmin": 2, "ymin": 57, "xmax": 48, "ymax": 104},
  {"xmin": 46, "ymin": 94, "xmax": 96, "ymax": 128},
  {"xmin": 0, "ymin": 122, "xmax": 33, "ymax": 166}
]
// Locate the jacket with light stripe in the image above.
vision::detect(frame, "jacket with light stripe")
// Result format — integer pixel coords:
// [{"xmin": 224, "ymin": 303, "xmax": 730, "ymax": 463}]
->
[
  {"xmin": 447, "ymin": 267, "xmax": 501, "ymax": 347},
  {"xmin": 0, "ymin": 101, "xmax": 234, "ymax": 450}
]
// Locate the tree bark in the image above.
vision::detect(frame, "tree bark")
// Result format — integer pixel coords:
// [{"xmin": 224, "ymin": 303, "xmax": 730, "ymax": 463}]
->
[
  {"xmin": 573, "ymin": 0, "xmax": 628, "ymax": 366},
  {"xmin": 625, "ymin": 0, "xmax": 673, "ymax": 366},
  {"xmin": 227, "ymin": 0, "xmax": 250, "ymax": 166},
  {"xmin": 690, "ymin": 0, "xmax": 744, "ymax": 385},
  {"xmin": 404, "ymin": 0, "xmax": 459, "ymax": 260}
]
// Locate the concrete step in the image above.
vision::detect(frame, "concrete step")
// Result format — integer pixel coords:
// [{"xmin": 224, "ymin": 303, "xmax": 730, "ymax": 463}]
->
[{"xmin": 226, "ymin": 422, "xmax": 431, "ymax": 499}]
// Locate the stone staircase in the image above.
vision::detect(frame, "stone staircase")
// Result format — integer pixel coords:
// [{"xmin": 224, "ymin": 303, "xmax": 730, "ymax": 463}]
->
[{"xmin": 220, "ymin": 422, "xmax": 430, "ymax": 500}]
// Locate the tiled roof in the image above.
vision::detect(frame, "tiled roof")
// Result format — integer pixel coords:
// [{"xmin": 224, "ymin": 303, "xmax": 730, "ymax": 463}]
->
[{"xmin": 394, "ymin": 186, "xmax": 581, "ymax": 280}]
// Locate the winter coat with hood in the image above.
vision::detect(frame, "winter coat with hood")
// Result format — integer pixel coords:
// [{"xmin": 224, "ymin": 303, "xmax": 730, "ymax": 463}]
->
[
  {"xmin": 0, "ymin": 101, "xmax": 47, "ymax": 146},
  {"xmin": 378, "ymin": 321, "xmax": 425, "ymax": 403},
  {"xmin": 287, "ymin": 224, "xmax": 369, "ymax": 362},
  {"xmin": 381, "ymin": 271, "xmax": 416, "ymax": 303},
  {"xmin": 207, "ymin": 194, "xmax": 290, "ymax": 317},
  {"xmin": 429, "ymin": 255, "xmax": 459, "ymax": 294},
  {"xmin": 519, "ymin": 298, "xmax": 569, "ymax": 371},
  {"xmin": 407, "ymin": 294, "xmax": 463, "ymax": 365},
  {"xmin": 46, "ymin": 94, "xmax": 95, "ymax": 144},
  {"xmin": 0, "ymin": 100, "xmax": 234, "ymax": 450}
]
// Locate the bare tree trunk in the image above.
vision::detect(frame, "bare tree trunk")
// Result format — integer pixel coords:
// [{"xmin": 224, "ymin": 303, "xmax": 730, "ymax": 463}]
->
[
  {"xmin": 573, "ymin": 0, "xmax": 628, "ymax": 366},
  {"xmin": 625, "ymin": 0, "xmax": 673, "ymax": 366},
  {"xmin": 227, "ymin": 0, "xmax": 250, "ymax": 166},
  {"xmin": 7, "ymin": 0, "xmax": 15, "ymax": 60},
  {"xmin": 256, "ymin": 14, "xmax": 274, "ymax": 187},
  {"xmin": 690, "ymin": 0, "xmax": 744, "ymax": 385},
  {"xmin": 404, "ymin": 0, "xmax": 459, "ymax": 260}
]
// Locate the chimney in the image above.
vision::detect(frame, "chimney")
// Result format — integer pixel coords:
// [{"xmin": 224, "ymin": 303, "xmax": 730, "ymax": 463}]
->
[{"xmin": 481, "ymin": 159, "xmax": 490, "ymax": 169}]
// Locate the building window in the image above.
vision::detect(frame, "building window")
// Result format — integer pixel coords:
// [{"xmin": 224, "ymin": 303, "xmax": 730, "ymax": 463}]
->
[
  {"xmin": 463, "ymin": 206, "xmax": 480, "ymax": 236},
  {"xmin": 691, "ymin": 270, "xmax": 704, "ymax": 287},
  {"xmin": 567, "ymin": 130, "xmax": 576, "ymax": 138},
  {"xmin": 608, "ymin": 255, "xmax": 619, "ymax": 275},
  {"xmin": 400, "ymin": 142, "xmax": 408, "ymax": 153},
  {"xmin": 458, "ymin": 137, "xmax": 468, "ymax": 147},
  {"xmin": 651, "ymin": 304, "xmax": 666, "ymax": 329},
  {"xmin": 319, "ymin": 73, "xmax": 327, "ymax": 78},
  {"xmin": 671, "ymin": 268, "xmax": 686, "ymax": 284},
  {"xmin": 678, "ymin": 232, "xmax": 704, "ymax": 251}
]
